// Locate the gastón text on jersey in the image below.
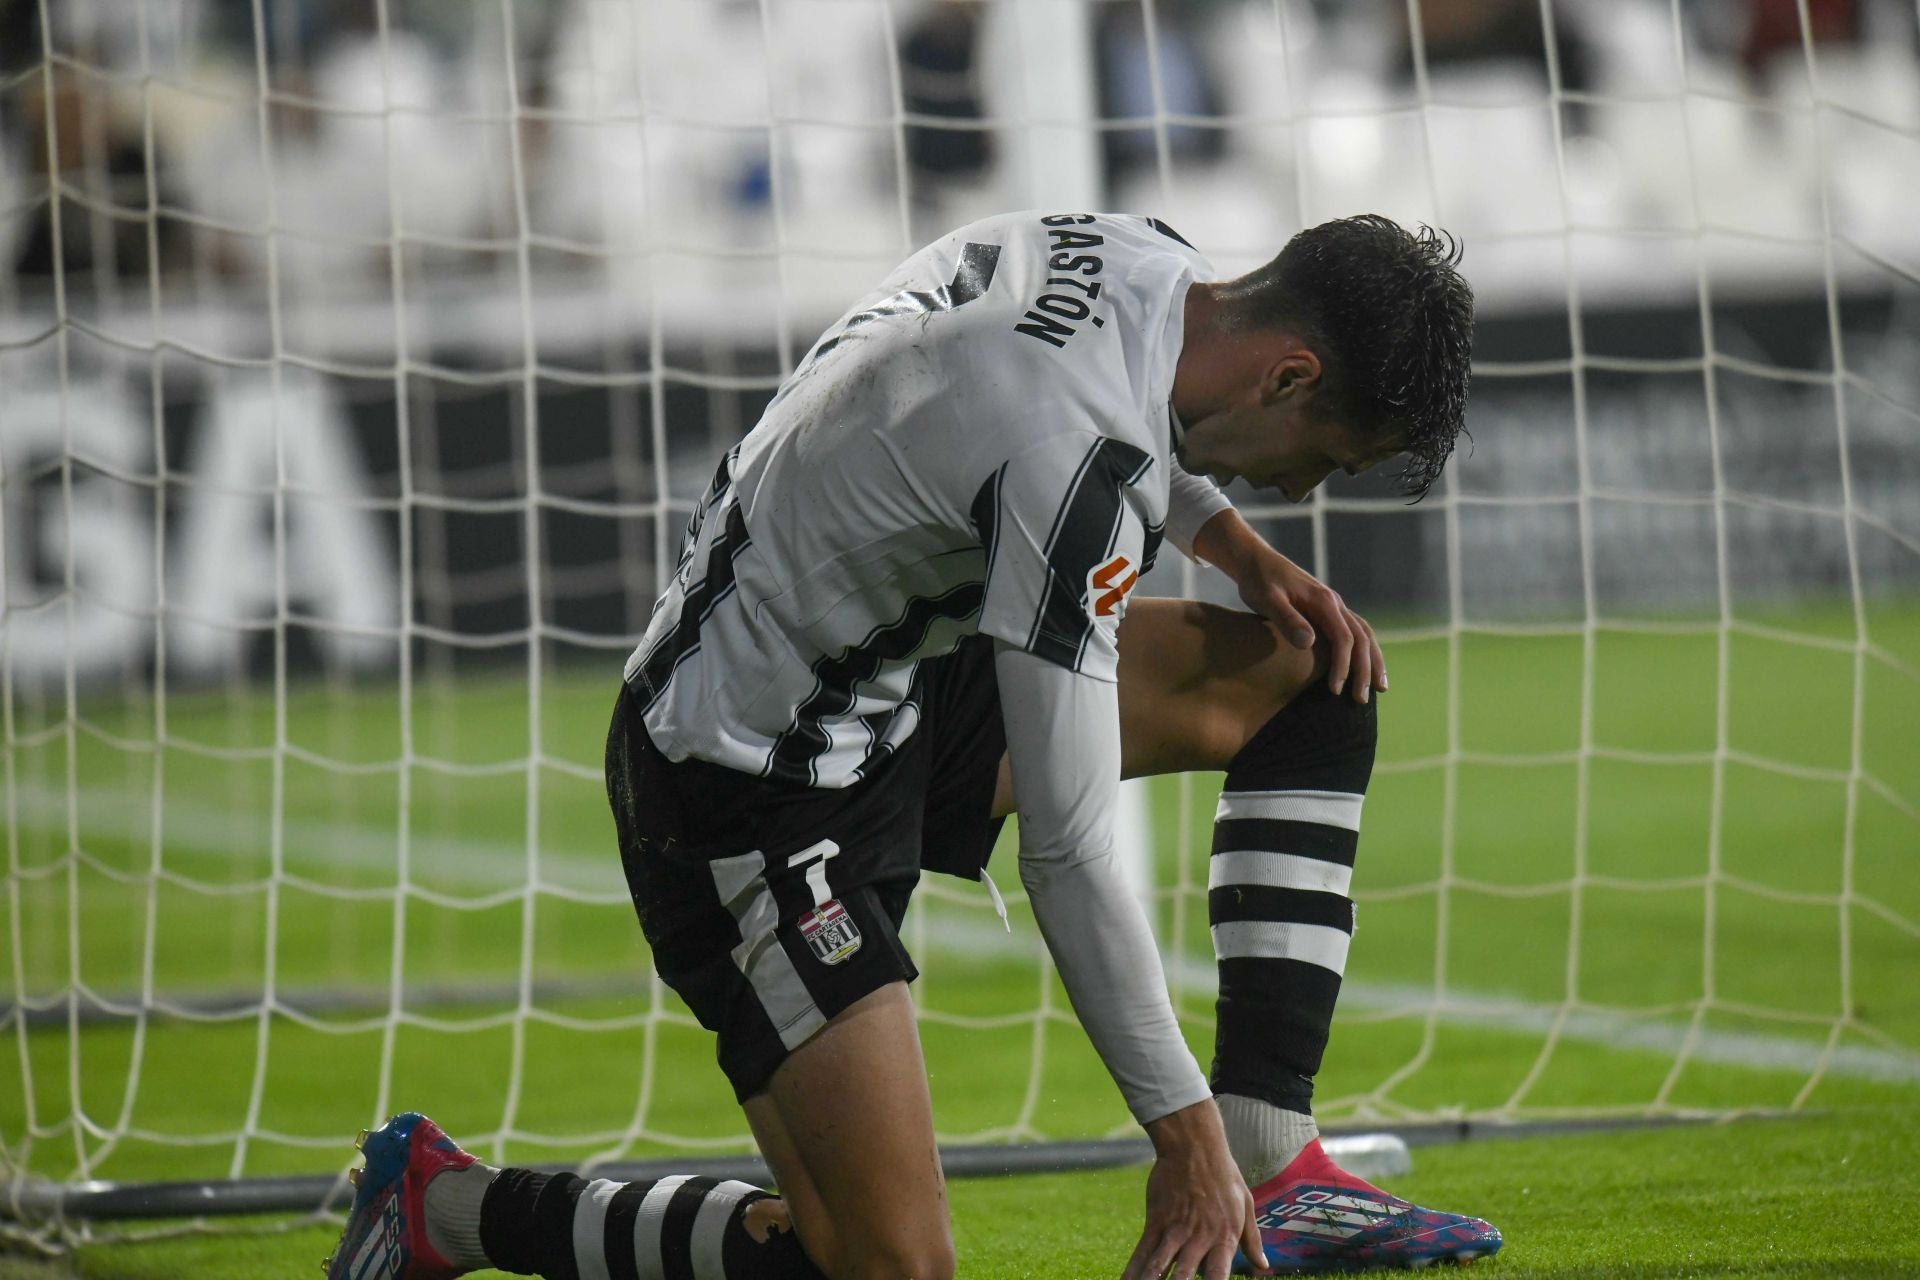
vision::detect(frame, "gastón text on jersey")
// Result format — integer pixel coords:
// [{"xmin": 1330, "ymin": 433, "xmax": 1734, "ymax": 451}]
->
[{"xmin": 1016, "ymin": 214, "xmax": 1108, "ymax": 348}]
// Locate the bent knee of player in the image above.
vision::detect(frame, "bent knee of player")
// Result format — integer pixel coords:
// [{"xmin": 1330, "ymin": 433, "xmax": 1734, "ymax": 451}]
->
[
  {"xmin": 1214, "ymin": 630, "xmax": 1384, "ymax": 772},
  {"xmin": 1217, "ymin": 621, "xmax": 1330, "ymax": 756},
  {"xmin": 818, "ymin": 1211, "xmax": 954, "ymax": 1280},
  {"xmin": 772, "ymin": 1202, "xmax": 842, "ymax": 1278},
  {"xmin": 835, "ymin": 1232, "xmax": 957, "ymax": 1280}
]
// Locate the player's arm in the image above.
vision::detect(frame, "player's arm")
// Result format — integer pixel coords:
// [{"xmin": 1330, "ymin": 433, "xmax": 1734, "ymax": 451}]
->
[
  {"xmin": 994, "ymin": 644, "xmax": 1266, "ymax": 1280},
  {"xmin": 972, "ymin": 426, "xmax": 1265, "ymax": 1276},
  {"xmin": 1179, "ymin": 475, "xmax": 1387, "ymax": 703},
  {"xmin": 1165, "ymin": 457, "xmax": 1236, "ymax": 558}
]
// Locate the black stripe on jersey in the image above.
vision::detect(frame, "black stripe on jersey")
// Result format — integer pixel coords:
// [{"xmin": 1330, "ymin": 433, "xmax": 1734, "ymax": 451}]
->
[
  {"xmin": 631, "ymin": 452, "xmax": 738, "ymax": 690},
  {"xmin": 767, "ymin": 581, "xmax": 985, "ymax": 785},
  {"xmin": 1142, "ymin": 519, "xmax": 1165, "ymax": 576},
  {"xmin": 808, "ymin": 241, "xmax": 1003, "ymax": 366},
  {"xmin": 1027, "ymin": 438, "xmax": 1153, "ymax": 671},
  {"xmin": 631, "ymin": 500, "xmax": 753, "ymax": 709},
  {"xmin": 945, "ymin": 240, "xmax": 1003, "ymax": 305},
  {"xmin": 851, "ymin": 674, "xmax": 927, "ymax": 780},
  {"xmin": 1211, "ymin": 818, "xmax": 1359, "ymax": 866},
  {"xmin": 854, "ymin": 707, "xmax": 890, "ymax": 774},
  {"xmin": 1146, "ymin": 216, "xmax": 1196, "ymax": 248},
  {"xmin": 670, "ymin": 448, "xmax": 736, "ymax": 572},
  {"xmin": 851, "ymin": 659, "xmax": 930, "ymax": 779},
  {"xmin": 1024, "ymin": 445, "xmax": 1101, "ymax": 659},
  {"xmin": 656, "ymin": 1175, "xmax": 719, "ymax": 1280},
  {"xmin": 1208, "ymin": 885, "xmax": 1356, "ymax": 932},
  {"xmin": 971, "ymin": 463, "xmax": 1007, "ymax": 580}
]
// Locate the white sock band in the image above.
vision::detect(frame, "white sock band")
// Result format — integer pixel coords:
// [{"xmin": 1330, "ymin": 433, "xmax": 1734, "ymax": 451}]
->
[{"xmin": 1216, "ymin": 1093, "xmax": 1318, "ymax": 1188}]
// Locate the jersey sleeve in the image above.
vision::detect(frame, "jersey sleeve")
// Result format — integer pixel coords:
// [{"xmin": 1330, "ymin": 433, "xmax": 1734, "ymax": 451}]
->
[
  {"xmin": 1164, "ymin": 458, "xmax": 1233, "ymax": 559},
  {"xmin": 993, "ymin": 642, "xmax": 1212, "ymax": 1125},
  {"xmin": 971, "ymin": 429, "xmax": 1155, "ymax": 682}
]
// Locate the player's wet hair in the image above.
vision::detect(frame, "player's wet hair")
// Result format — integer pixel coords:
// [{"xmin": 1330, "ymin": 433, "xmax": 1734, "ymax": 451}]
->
[{"xmin": 1220, "ymin": 215, "xmax": 1474, "ymax": 500}]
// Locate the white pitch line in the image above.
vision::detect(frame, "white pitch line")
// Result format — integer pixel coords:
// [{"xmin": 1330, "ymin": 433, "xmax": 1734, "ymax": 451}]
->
[
  {"xmin": 12, "ymin": 782, "xmax": 601, "ymax": 886},
  {"xmin": 922, "ymin": 916, "xmax": 1920, "ymax": 1086},
  {"xmin": 15, "ymin": 784, "xmax": 1920, "ymax": 1085},
  {"xmin": 1185, "ymin": 960, "xmax": 1920, "ymax": 1086}
]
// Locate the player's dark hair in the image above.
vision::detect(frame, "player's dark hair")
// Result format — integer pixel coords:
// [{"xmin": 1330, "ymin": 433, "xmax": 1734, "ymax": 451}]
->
[{"xmin": 1220, "ymin": 215, "xmax": 1474, "ymax": 500}]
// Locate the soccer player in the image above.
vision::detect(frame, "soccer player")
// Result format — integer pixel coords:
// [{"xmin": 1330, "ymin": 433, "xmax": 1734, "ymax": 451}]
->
[{"xmin": 328, "ymin": 211, "xmax": 1498, "ymax": 1280}]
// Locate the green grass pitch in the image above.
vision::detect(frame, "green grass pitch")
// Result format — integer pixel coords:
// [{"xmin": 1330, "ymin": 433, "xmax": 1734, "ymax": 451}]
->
[{"xmin": 3, "ymin": 601, "xmax": 1917, "ymax": 1276}]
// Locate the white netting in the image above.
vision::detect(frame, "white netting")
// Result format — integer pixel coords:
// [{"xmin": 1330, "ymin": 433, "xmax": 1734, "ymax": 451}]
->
[{"xmin": 3, "ymin": 0, "xmax": 1918, "ymax": 1247}]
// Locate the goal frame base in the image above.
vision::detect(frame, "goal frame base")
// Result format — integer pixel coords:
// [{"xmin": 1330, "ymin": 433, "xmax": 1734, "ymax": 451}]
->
[{"xmin": 0, "ymin": 1113, "xmax": 1751, "ymax": 1227}]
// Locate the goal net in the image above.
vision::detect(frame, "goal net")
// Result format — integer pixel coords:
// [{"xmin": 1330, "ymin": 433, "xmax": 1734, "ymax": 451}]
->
[{"xmin": 4, "ymin": 0, "xmax": 1918, "ymax": 1245}]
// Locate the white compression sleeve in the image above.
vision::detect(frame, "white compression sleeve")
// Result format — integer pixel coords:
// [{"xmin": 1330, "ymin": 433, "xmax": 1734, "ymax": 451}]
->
[
  {"xmin": 1164, "ymin": 459, "xmax": 1233, "ymax": 559},
  {"xmin": 993, "ymin": 642, "xmax": 1211, "ymax": 1126}
]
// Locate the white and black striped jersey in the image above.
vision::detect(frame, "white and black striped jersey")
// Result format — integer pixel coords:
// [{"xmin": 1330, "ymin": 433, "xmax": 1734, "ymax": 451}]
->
[{"xmin": 624, "ymin": 211, "xmax": 1232, "ymax": 787}]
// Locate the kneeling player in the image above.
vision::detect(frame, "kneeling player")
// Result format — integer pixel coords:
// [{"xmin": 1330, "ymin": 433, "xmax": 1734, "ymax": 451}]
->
[{"xmin": 329, "ymin": 212, "xmax": 1499, "ymax": 1279}]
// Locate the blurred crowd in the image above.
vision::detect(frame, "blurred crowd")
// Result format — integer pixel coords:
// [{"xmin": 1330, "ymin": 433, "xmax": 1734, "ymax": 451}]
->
[
  {"xmin": 2, "ymin": 1, "xmax": 1914, "ymax": 679},
  {"xmin": 4, "ymin": 0, "xmax": 1918, "ymax": 334}
]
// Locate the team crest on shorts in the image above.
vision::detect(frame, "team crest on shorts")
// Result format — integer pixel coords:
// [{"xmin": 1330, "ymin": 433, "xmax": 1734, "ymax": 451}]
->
[{"xmin": 799, "ymin": 899, "xmax": 862, "ymax": 965}]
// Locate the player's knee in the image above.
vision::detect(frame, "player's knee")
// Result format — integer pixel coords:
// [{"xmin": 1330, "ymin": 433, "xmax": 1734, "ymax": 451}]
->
[
  {"xmin": 833, "ymin": 1220, "xmax": 960, "ymax": 1280},
  {"xmin": 835, "ymin": 1231, "xmax": 955, "ymax": 1280},
  {"xmin": 809, "ymin": 1194, "xmax": 953, "ymax": 1280},
  {"xmin": 781, "ymin": 1209, "xmax": 842, "ymax": 1278},
  {"xmin": 1227, "ymin": 673, "xmax": 1377, "ymax": 789},
  {"xmin": 1221, "ymin": 616, "xmax": 1336, "ymax": 758}
]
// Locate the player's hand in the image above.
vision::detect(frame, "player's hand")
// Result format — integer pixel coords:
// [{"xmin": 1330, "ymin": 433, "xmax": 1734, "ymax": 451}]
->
[
  {"xmin": 1190, "ymin": 509, "xmax": 1384, "ymax": 703},
  {"xmin": 1125, "ymin": 1100, "xmax": 1269, "ymax": 1280},
  {"xmin": 1232, "ymin": 545, "xmax": 1385, "ymax": 705}
]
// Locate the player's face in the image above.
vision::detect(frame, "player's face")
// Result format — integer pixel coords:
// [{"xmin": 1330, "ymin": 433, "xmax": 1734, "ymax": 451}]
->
[
  {"xmin": 1265, "ymin": 408, "xmax": 1405, "ymax": 504},
  {"xmin": 1181, "ymin": 394, "xmax": 1402, "ymax": 503}
]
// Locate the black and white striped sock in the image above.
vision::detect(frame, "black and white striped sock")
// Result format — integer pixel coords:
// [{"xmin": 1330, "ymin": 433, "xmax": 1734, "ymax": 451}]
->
[
  {"xmin": 1208, "ymin": 680, "xmax": 1375, "ymax": 1184},
  {"xmin": 471, "ymin": 1167, "xmax": 825, "ymax": 1280}
]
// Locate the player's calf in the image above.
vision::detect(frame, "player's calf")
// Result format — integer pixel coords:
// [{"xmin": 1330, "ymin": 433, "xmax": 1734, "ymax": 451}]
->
[
  {"xmin": 1209, "ymin": 673, "xmax": 1505, "ymax": 1272},
  {"xmin": 457, "ymin": 1165, "xmax": 823, "ymax": 1280},
  {"xmin": 326, "ymin": 1112, "xmax": 825, "ymax": 1280},
  {"xmin": 740, "ymin": 985, "xmax": 957, "ymax": 1280},
  {"xmin": 1208, "ymin": 679, "xmax": 1373, "ymax": 1186}
]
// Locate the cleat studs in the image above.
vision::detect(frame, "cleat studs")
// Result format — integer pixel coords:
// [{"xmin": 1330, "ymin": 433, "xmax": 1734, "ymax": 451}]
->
[
  {"xmin": 355, "ymin": 1128, "xmax": 370, "ymax": 1150},
  {"xmin": 348, "ymin": 1168, "xmax": 361, "ymax": 1189}
]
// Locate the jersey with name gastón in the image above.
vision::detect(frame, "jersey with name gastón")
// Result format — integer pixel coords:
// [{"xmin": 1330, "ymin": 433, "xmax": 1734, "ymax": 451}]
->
[{"xmin": 624, "ymin": 210, "xmax": 1223, "ymax": 787}]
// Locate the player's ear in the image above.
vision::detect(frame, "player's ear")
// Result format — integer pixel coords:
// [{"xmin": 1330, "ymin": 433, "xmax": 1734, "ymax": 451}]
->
[{"xmin": 1261, "ymin": 347, "xmax": 1323, "ymax": 405}]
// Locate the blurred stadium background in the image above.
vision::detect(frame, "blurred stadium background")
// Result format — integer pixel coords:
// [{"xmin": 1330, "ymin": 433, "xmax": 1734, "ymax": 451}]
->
[{"xmin": 2, "ymin": 0, "xmax": 1917, "ymax": 1257}]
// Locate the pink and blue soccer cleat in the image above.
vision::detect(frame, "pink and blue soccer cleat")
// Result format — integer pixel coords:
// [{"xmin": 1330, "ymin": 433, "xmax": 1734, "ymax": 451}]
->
[
  {"xmin": 325, "ymin": 1112, "xmax": 476, "ymax": 1280},
  {"xmin": 1235, "ymin": 1138, "xmax": 1502, "ymax": 1272}
]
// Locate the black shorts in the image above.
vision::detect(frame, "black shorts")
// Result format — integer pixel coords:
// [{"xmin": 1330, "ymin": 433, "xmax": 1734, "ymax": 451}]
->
[{"xmin": 604, "ymin": 634, "xmax": 1008, "ymax": 1102}]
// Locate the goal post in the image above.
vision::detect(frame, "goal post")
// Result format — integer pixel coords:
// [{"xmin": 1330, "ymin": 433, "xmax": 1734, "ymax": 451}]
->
[{"xmin": 4, "ymin": 0, "xmax": 1919, "ymax": 1248}]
